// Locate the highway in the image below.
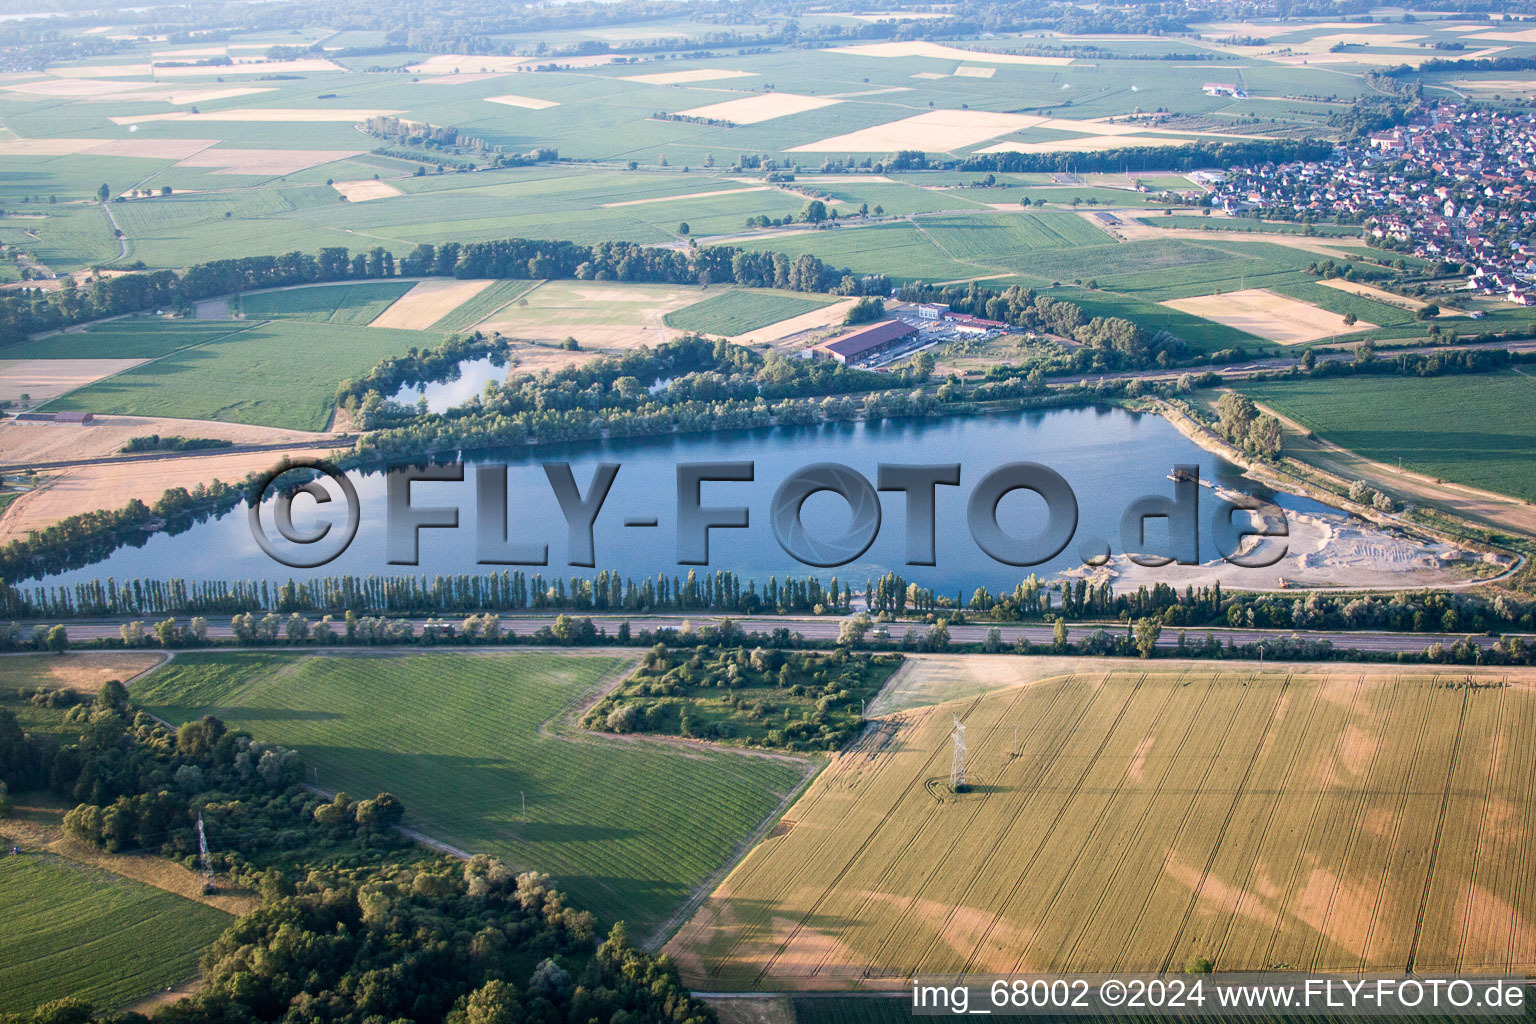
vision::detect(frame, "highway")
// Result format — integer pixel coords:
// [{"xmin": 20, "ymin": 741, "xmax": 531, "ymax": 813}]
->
[{"xmin": 24, "ymin": 611, "xmax": 1528, "ymax": 656}]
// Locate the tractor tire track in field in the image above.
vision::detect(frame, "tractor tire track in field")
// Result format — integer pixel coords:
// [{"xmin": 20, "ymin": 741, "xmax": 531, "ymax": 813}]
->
[
  {"xmin": 1405, "ymin": 687, "xmax": 1470, "ymax": 974},
  {"xmin": 1209, "ymin": 670, "xmax": 1329, "ymax": 969},
  {"xmin": 1153, "ymin": 669, "xmax": 1282, "ymax": 975},
  {"xmin": 1042, "ymin": 670, "xmax": 1193, "ymax": 970},
  {"xmin": 750, "ymin": 693, "xmax": 998, "ymax": 984},
  {"xmin": 946, "ymin": 671, "xmax": 1147, "ymax": 975},
  {"xmin": 1304, "ymin": 671, "xmax": 1404, "ymax": 971},
  {"xmin": 696, "ymin": 702, "xmax": 962, "ymax": 981},
  {"xmin": 1505, "ymin": 683, "xmax": 1536, "ymax": 974},
  {"xmin": 1358, "ymin": 675, "xmax": 1437, "ymax": 968},
  {"xmin": 853, "ymin": 677, "xmax": 1081, "ymax": 978},
  {"xmin": 1104, "ymin": 669, "xmax": 1231, "ymax": 971},
  {"xmin": 1258, "ymin": 672, "xmax": 1370, "ymax": 971},
  {"xmin": 1455, "ymin": 680, "xmax": 1508, "ymax": 972}
]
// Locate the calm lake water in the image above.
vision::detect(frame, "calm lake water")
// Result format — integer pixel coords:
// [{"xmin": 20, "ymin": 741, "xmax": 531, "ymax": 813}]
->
[
  {"xmin": 389, "ymin": 357, "xmax": 508, "ymax": 414},
  {"xmin": 42, "ymin": 407, "xmax": 1333, "ymax": 592}
]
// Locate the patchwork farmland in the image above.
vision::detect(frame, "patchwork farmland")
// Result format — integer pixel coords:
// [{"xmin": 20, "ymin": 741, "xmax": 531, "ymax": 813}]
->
[
  {"xmin": 0, "ymin": 855, "xmax": 231, "ymax": 1015},
  {"xmin": 132, "ymin": 651, "xmax": 812, "ymax": 937},
  {"xmin": 670, "ymin": 664, "xmax": 1536, "ymax": 987}
]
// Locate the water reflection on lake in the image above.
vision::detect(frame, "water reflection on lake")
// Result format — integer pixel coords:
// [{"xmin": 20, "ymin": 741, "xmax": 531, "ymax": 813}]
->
[{"xmin": 42, "ymin": 406, "xmax": 1336, "ymax": 592}]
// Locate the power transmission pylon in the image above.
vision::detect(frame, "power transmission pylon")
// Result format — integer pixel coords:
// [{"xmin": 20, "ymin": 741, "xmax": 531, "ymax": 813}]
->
[
  {"xmin": 949, "ymin": 715, "xmax": 968, "ymax": 792},
  {"xmin": 197, "ymin": 813, "xmax": 214, "ymax": 889}
]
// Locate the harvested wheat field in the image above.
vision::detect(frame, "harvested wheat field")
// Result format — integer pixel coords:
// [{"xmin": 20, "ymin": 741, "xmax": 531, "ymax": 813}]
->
[
  {"xmin": 503, "ymin": 343, "xmax": 601, "ymax": 374},
  {"xmin": 952, "ymin": 65, "xmax": 997, "ymax": 78},
  {"xmin": 485, "ymin": 94, "xmax": 561, "ymax": 110},
  {"xmin": 0, "ymin": 448, "xmax": 334, "ymax": 543},
  {"xmin": 1317, "ymin": 277, "xmax": 1461, "ymax": 316},
  {"xmin": 669, "ymin": 663, "xmax": 1536, "ymax": 989},
  {"xmin": 790, "ymin": 109, "xmax": 1048, "ymax": 153},
  {"xmin": 475, "ymin": 280, "xmax": 704, "ymax": 349},
  {"xmin": 369, "ymin": 278, "xmax": 494, "ymax": 330},
  {"xmin": 0, "ymin": 413, "xmax": 334, "ymax": 466},
  {"xmin": 332, "ymin": 179, "xmax": 404, "ymax": 202},
  {"xmin": 0, "ymin": 651, "xmax": 167, "ymax": 693},
  {"xmin": 826, "ymin": 40, "xmax": 1075, "ymax": 65},
  {"xmin": 1162, "ymin": 288, "xmax": 1374, "ymax": 345},
  {"xmin": 622, "ymin": 68, "xmax": 758, "ymax": 85},
  {"xmin": 111, "ymin": 108, "xmax": 399, "ymax": 126},
  {"xmin": 153, "ymin": 58, "xmax": 343, "ymax": 77},
  {"xmin": 0, "ymin": 358, "xmax": 147, "ymax": 404},
  {"xmin": 981, "ymin": 134, "xmax": 1190, "ymax": 154},
  {"xmin": 0, "ymin": 137, "xmax": 106, "ymax": 156},
  {"xmin": 677, "ymin": 93, "xmax": 840, "ymax": 125},
  {"xmin": 171, "ymin": 147, "xmax": 363, "ymax": 176},
  {"xmin": 602, "ymin": 186, "xmax": 770, "ymax": 209},
  {"xmin": 732, "ymin": 297, "xmax": 859, "ymax": 347}
]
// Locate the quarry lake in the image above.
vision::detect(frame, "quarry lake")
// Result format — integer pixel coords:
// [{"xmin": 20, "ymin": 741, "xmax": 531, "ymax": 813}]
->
[{"xmin": 40, "ymin": 407, "xmax": 1336, "ymax": 592}]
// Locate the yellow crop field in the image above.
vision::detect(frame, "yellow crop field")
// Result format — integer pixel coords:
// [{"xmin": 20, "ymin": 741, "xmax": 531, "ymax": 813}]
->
[{"xmin": 668, "ymin": 665, "xmax": 1536, "ymax": 989}]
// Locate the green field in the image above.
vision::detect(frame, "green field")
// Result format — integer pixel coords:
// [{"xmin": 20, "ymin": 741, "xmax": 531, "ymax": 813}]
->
[
  {"xmin": 664, "ymin": 289, "xmax": 835, "ymax": 336},
  {"xmin": 132, "ymin": 651, "xmax": 810, "ymax": 935},
  {"xmin": 0, "ymin": 855, "xmax": 231, "ymax": 1016},
  {"xmin": 237, "ymin": 281, "xmax": 415, "ymax": 325},
  {"xmin": 1, "ymin": 320, "xmax": 249, "ymax": 361},
  {"xmin": 1141, "ymin": 214, "xmax": 1366, "ymax": 237},
  {"xmin": 1239, "ymin": 370, "xmax": 1536, "ymax": 501},
  {"xmin": 41, "ymin": 319, "xmax": 440, "ymax": 429}
]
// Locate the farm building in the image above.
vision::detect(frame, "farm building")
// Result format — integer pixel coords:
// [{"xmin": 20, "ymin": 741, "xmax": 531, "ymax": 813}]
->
[
  {"xmin": 945, "ymin": 312, "xmax": 1009, "ymax": 335},
  {"xmin": 14, "ymin": 411, "xmax": 94, "ymax": 423},
  {"xmin": 813, "ymin": 320, "xmax": 918, "ymax": 364},
  {"xmin": 1202, "ymin": 82, "xmax": 1248, "ymax": 98}
]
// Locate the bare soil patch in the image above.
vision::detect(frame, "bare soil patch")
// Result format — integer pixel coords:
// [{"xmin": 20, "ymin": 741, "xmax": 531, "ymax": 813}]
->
[
  {"xmin": 622, "ymin": 68, "xmax": 758, "ymax": 85},
  {"xmin": 732, "ymin": 297, "xmax": 859, "ymax": 346},
  {"xmin": 112, "ymin": 108, "xmax": 398, "ymax": 125},
  {"xmin": 677, "ymin": 93, "xmax": 840, "ymax": 125},
  {"xmin": 369, "ymin": 278, "xmax": 494, "ymax": 330},
  {"xmin": 332, "ymin": 179, "xmax": 403, "ymax": 202},
  {"xmin": 0, "ymin": 651, "xmax": 166, "ymax": 693},
  {"xmin": 0, "ymin": 414, "xmax": 334, "ymax": 466},
  {"xmin": 0, "ymin": 358, "xmax": 147, "ymax": 404},
  {"xmin": 89, "ymin": 138, "xmax": 219, "ymax": 159},
  {"xmin": 485, "ymin": 94, "xmax": 561, "ymax": 110},
  {"xmin": 1162, "ymin": 288, "xmax": 1375, "ymax": 344},
  {"xmin": 502, "ymin": 344, "xmax": 601, "ymax": 375},
  {"xmin": 601, "ymin": 185, "xmax": 770, "ymax": 209},
  {"xmin": 0, "ymin": 448, "xmax": 334, "ymax": 543},
  {"xmin": 827, "ymin": 40, "xmax": 1075, "ymax": 65},
  {"xmin": 171, "ymin": 147, "xmax": 362, "ymax": 176}
]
